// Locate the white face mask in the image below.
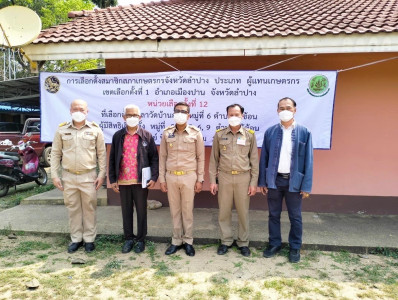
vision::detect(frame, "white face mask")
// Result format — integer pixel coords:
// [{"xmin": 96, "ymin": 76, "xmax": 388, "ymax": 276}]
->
[
  {"xmin": 126, "ymin": 117, "xmax": 140, "ymax": 128},
  {"xmin": 279, "ymin": 110, "xmax": 294, "ymax": 122},
  {"xmin": 71, "ymin": 111, "xmax": 86, "ymax": 123},
  {"xmin": 174, "ymin": 113, "xmax": 188, "ymax": 125},
  {"xmin": 228, "ymin": 116, "xmax": 242, "ymax": 127}
]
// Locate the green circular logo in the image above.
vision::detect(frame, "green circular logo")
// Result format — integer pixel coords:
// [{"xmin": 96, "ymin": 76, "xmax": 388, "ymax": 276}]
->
[{"xmin": 308, "ymin": 75, "xmax": 329, "ymax": 97}]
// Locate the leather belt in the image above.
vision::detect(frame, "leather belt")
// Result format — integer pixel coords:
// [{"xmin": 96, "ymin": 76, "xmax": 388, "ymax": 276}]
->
[
  {"xmin": 64, "ymin": 168, "xmax": 95, "ymax": 175},
  {"xmin": 168, "ymin": 170, "xmax": 195, "ymax": 176},
  {"xmin": 277, "ymin": 173, "xmax": 290, "ymax": 179}
]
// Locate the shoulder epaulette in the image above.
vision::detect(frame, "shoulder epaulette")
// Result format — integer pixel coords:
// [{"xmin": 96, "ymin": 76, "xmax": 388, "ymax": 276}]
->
[
  {"xmin": 189, "ymin": 125, "xmax": 200, "ymax": 131},
  {"xmin": 247, "ymin": 129, "xmax": 255, "ymax": 134},
  {"xmin": 91, "ymin": 121, "xmax": 99, "ymax": 127},
  {"xmin": 216, "ymin": 127, "xmax": 226, "ymax": 132},
  {"xmin": 59, "ymin": 122, "xmax": 67, "ymax": 127},
  {"xmin": 164, "ymin": 125, "xmax": 175, "ymax": 131}
]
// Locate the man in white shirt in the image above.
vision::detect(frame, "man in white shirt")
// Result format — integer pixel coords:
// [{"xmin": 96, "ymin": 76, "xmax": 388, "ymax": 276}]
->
[{"xmin": 258, "ymin": 97, "xmax": 313, "ymax": 263}]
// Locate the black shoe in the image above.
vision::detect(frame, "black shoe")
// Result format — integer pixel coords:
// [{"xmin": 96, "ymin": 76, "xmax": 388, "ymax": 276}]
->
[
  {"xmin": 217, "ymin": 244, "xmax": 232, "ymax": 255},
  {"xmin": 122, "ymin": 240, "xmax": 135, "ymax": 253},
  {"xmin": 263, "ymin": 245, "xmax": 281, "ymax": 258},
  {"xmin": 85, "ymin": 242, "xmax": 95, "ymax": 253},
  {"xmin": 289, "ymin": 249, "xmax": 300, "ymax": 263},
  {"xmin": 134, "ymin": 241, "xmax": 145, "ymax": 253},
  {"xmin": 165, "ymin": 244, "xmax": 182, "ymax": 255},
  {"xmin": 239, "ymin": 246, "xmax": 251, "ymax": 257},
  {"xmin": 67, "ymin": 241, "xmax": 83, "ymax": 253},
  {"xmin": 184, "ymin": 244, "xmax": 195, "ymax": 257}
]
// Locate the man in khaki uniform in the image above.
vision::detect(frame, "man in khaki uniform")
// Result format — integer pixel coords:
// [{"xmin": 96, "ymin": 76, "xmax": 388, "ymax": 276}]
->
[
  {"xmin": 159, "ymin": 102, "xmax": 205, "ymax": 257},
  {"xmin": 51, "ymin": 99, "xmax": 106, "ymax": 253},
  {"xmin": 209, "ymin": 103, "xmax": 259, "ymax": 257}
]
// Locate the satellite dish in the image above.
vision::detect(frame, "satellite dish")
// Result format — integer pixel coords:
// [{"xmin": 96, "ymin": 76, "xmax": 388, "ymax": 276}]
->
[{"xmin": 0, "ymin": 6, "xmax": 42, "ymax": 47}]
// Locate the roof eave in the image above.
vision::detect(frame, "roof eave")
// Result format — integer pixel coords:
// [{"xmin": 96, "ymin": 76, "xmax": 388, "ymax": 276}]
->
[{"xmin": 24, "ymin": 33, "xmax": 398, "ymax": 61}]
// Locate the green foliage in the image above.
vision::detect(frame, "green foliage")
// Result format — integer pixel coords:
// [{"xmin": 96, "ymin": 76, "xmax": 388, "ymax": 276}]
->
[
  {"xmin": 91, "ymin": 0, "xmax": 117, "ymax": 8},
  {"xmin": 153, "ymin": 261, "xmax": 175, "ymax": 277},
  {"xmin": 0, "ymin": 0, "xmax": 104, "ymax": 78},
  {"xmin": 16, "ymin": 240, "xmax": 51, "ymax": 253},
  {"xmin": 146, "ymin": 240, "xmax": 157, "ymax": 262},
  {"xmin": 354, "ymin": 265, "xmax": 398, "ymax": 285},
  {"xmin": 0, "ymin": 0, "xmax": 94, "ymax": 29},
  {"xmin": 94, "ymin": 234, "xmax": 124, "ymax": 256},
  {"xmin": 369, "ymin": 247, "xmax": 398, "ymax": 259},
  {"xmin": 91, "ymin": 258, "xmax": 122, "ymax": 278},
  {"xmin": 330, "ymin": 250, "xmax": 360, "ymax": 265},
  {"xmin": 0, "ymin": 184, "xmax": 55, "ymax": 210},
  {"xmin": 42, "ymin": 59, "xmax": 105, "ymax": 73}
]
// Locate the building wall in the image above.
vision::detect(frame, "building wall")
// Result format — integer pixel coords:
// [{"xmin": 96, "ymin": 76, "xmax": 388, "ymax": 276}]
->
[{"xmin": 106, "ymin": 53, "xmax": 398, "ymax": 214}]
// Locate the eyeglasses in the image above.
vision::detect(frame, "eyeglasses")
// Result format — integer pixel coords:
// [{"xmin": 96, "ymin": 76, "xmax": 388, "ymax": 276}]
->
[
  {"xmin": 125, "ymin": 114, "xmax": 140, "ymax": 118},
  {"xmin": 174, "ymin": 109, "xmax": 189, "ymax": 114}
]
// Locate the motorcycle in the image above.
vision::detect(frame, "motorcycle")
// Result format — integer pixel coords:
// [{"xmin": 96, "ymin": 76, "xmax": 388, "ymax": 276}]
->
[{"xmin": 0, "ymin": 140, "xmax": 48, "ymax": 197}]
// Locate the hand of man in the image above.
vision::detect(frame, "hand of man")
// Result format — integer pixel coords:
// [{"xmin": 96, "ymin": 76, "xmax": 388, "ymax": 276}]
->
[
  {"xmin": 260, "ymin": 187, "xmax": 268, "ymax": 195},
  {"xmin": 94, "ymin": 177, "xmax": 104, "ymax": 190},
  {"xmin": 53, "ymin": 177, "xmax": 64, "ymax": 191},
  {"xmin": 146, "ymin": 180, "xmax": 155, "ymax": 189},
  {"xmin": 160, "ymin": 182, "xmax": 168, "ymax": 193},
  {"xmin": 248, "ymin": 185, "xmax": 257, "ymax": 196},
  {"xmin": 301, "ymin": 191, "xmax": 310, "ymax": 199},
  {"xmin": 210, "ymin": 183, "xmax": 218, "ymax": 195},
  {"xmin": 194, "ymin": 181, "xmax": 203, "ymax": 193},
  {"xmin": 111, "ymin": 182, "xmax": 119, "ymax": 193}
]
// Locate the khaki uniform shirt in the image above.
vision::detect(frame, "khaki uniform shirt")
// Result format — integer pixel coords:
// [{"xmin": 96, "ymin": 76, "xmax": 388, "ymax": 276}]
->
[
  {"xmin": 51, "ymin": 121, "xmax": 107, "ymax": 179},
  {"xmin": 209, "ymin": 126, "xmax": 259, "ymax": 186},
  {"xmin": 159, "ymin": 125, "xmax": 205, "ymax": 183}
]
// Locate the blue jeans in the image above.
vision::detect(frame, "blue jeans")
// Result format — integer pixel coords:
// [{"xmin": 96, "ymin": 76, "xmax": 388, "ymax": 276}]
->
[{"xmin": 267, "ymin": 175, "xmax": 302, "ymax": 250}]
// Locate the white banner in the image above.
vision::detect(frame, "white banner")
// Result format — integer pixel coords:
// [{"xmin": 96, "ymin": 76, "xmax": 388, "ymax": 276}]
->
[{"xmin": 40, "ymin": 70, "xmax": 337, "ymax": 149}]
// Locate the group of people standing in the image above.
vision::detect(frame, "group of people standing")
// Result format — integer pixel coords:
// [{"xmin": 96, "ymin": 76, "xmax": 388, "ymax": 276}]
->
[{"xmin": 51, "ymin": 97, "xmax": 313, "ymax": 264}]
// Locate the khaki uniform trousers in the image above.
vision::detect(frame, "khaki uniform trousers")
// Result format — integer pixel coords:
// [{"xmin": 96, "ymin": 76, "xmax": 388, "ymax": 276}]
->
[
  {"xmin": 166, "ymin": 171, "xmax": 197, "ymax": 245},
  {"xmin": 62, "ymin": 169, "xmax": 97, "ymax": 243},
  {"xmin": 218, "ymin": 171, "xmax": 251, "ymax": 247}
]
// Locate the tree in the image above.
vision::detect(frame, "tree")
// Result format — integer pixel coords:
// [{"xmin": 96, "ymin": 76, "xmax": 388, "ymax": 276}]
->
[
  {"xmin": 91, "ymin": 0, "xmax": 118, "ymax": 8},
  {"xmin": 0, "ymin": 0, "xmax": 105, "ymax": 79}
]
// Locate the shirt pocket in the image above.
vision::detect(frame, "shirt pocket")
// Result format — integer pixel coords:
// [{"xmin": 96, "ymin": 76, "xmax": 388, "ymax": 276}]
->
[
  {"xmin": 61, "ymin": 134, "xmax": 74, "ymax": 149},
  {"xmin": 165, "ymin": 136, "xmax": 177, "ymax": 151},
  {"xmin": 184, "ymin": 136, "xmax": 197, "ymax": 152},
  {"xmin": 219, "ymin": 138, "xmax": 232, "ymax": 153},
  {"xmin": 82, "ymin": 133, "xmax": 96, "ymax": 149},
  {"xmin": 239, "ymin": 144, "xmax": 250, "ymax": 155}
]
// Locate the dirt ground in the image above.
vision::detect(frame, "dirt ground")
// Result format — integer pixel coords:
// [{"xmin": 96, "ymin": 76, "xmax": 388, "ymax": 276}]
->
[{"xmin": 0, "ymin": 234, "xmax": 397, "ymax": 300}]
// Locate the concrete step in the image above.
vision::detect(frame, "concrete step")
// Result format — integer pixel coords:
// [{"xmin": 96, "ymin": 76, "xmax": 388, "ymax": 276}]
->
[
  {"xmin": 21, "ymin": 186, "xmax": 108, "ymax": 206},
  {"xmin": 0, "ymin": 205, "xmax": 397, "ymax": 251}
]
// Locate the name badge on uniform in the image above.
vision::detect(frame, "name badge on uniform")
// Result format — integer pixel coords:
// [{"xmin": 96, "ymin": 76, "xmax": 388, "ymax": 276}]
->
[
  {"xmin": 237, "ymin": 137, "xmax": 246, "ymax": 145},
  {"xmin": 168, "ymin": 133, "xmax": 175, "ymax": 138},
  {"xmin": 85, "ymin": 132, "xmax": 93, "ymax": 135}
]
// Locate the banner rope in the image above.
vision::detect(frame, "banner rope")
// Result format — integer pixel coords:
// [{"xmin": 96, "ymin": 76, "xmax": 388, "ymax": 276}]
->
[
  {"xmin": 338, "ymin": 56, "xmax": 398, "ymax": 73},
  {"xmin": 156, "ymin": 58, "xmax": 180, "ymax": 71},
  {"xmin": 254, "ymin": 55, "xmax": 305, "ymax": 71}
]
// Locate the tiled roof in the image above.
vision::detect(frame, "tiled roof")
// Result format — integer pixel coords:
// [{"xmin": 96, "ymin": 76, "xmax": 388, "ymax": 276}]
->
[{"xmin": 34, "ymin": 0, "xmax": 398, "ymax": 44}]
